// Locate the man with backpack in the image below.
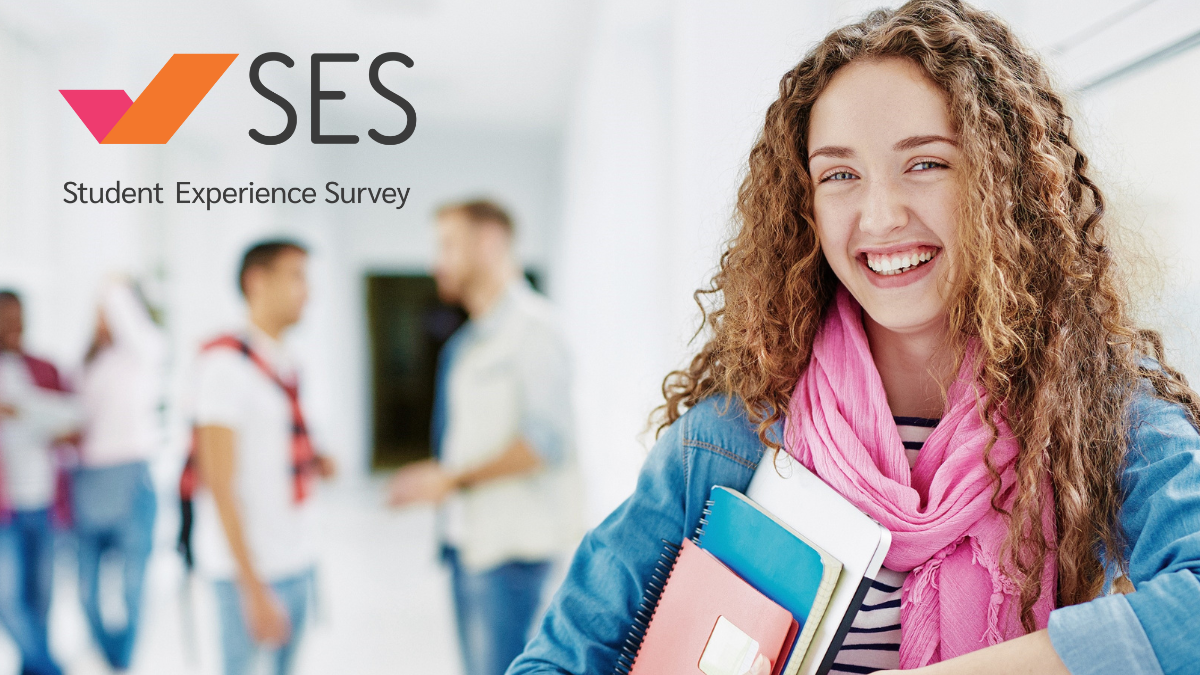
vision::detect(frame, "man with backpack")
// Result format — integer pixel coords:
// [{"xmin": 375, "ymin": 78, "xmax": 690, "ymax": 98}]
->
[{"xmin": 185, "ymin": 240, "xmax": 335, "ymax": 675}]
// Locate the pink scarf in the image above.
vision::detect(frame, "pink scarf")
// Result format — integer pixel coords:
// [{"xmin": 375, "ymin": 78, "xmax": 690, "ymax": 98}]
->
[{"xmin": 784, "ymin": 287, "xmax": 1056, "ymax": 667}]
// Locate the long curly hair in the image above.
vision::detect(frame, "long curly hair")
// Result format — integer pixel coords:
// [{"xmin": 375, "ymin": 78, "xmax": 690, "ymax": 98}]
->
[{"xmin": 657, "ymin": 0, "xmax": 1200, "ymax": 630}]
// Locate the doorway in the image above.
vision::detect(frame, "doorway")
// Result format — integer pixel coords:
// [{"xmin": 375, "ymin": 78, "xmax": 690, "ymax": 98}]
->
[
  {"xmin": 366, "ymin": 271, "xmax": 544, "ymax": 470},
  {"xmin": 366, "ymin": 274, "xmax": 466, "ymax": 470}
]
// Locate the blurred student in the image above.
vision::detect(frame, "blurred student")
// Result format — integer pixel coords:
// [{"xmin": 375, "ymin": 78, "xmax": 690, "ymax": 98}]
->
[
  {"xmin": 74, "ymin": 279, "xmax": 166, "ymax": 670},
  {"xmin": 188, "ymin": 241, "xmax": 335, "ymax": 675},
  {"xmin": 388, "ymin": 200, "xmax": 582, "ymax": 675},
  {"xmin": 0, "ymin": 290, "xmax": 81, "ymax": 675}
]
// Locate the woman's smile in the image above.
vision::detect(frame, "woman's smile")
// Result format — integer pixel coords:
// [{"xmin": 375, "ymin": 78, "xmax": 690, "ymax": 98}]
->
[{"xmin": 858, "ymin": 245, "xmax": 941, "ymax": 288}]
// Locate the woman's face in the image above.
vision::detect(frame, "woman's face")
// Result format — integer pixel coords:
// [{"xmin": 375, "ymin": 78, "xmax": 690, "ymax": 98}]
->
[{"xmin": 807, "ymin": 57, "xmax": 960, "ymax": 336}]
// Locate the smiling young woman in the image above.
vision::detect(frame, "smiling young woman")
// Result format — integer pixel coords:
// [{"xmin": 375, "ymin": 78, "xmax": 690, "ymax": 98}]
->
[{"xmin": 506, "ymin": 2, "xmax": 1200, "ymax": 675}]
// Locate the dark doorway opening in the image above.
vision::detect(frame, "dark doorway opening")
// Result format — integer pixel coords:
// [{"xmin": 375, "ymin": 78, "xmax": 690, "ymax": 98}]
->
[
  {"xmin": 365, "ymin": 271, "xmax": 542, "ymax": 470},
  {"xmin": 366, "ymin": 275, "xmax": 466, "ymax": 470}
]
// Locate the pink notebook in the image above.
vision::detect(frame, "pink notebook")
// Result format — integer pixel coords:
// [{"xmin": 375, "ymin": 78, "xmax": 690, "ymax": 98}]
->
[{"xmin": 628, "ymin": 539, "xmax": 798, "ymax": 675}]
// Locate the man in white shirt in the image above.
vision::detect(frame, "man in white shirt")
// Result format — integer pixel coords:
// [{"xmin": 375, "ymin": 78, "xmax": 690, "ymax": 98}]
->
[
  {"xmin": 0, "ymin": 290, "xmax": 81, "ymax": 675},
  {"xmin": 388, "ymin": 200, "xmax": 583, "ymax": 675},
  {"xmin": 191, "ymin": 241, "xmax": 335, "ymax": 675}
]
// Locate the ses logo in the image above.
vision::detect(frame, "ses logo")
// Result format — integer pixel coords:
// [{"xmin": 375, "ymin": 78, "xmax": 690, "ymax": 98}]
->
[{"xmin": 59, "ymin": 52, "xmax": 416, "ymax": 145}]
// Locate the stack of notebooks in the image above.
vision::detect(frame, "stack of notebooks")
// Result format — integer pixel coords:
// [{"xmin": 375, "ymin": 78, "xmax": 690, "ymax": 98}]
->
[{"xmin": 615, "ymin": 450, "xmax": 892, "ymax": 675}]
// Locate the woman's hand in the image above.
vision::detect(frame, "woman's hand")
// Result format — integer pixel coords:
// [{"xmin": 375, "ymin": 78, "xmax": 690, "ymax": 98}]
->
[{"xmin": 870, "ymin": 630, "xmax": 1070, "ymax": 675}]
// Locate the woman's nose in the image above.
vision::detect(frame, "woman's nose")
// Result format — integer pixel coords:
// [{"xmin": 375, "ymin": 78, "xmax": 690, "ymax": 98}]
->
[{"xmin": 858, "ymin": 177, "xmax": 907, "ymax": 237}]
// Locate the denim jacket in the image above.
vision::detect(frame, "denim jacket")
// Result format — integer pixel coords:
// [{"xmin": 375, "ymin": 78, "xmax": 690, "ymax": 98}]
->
[{"xmin": 508, "ymin": 389, "xmax": 1200, "ymax": 675}]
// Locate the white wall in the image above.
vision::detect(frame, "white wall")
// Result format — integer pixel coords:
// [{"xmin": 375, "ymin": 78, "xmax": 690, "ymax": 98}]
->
[
  {"xmin": 555, "ymin": 0, "xmax": 675, "ymax": 522},
  {"xmin": 1076, "ymin": 47, "xmax": 1200, "ymax": 380}
]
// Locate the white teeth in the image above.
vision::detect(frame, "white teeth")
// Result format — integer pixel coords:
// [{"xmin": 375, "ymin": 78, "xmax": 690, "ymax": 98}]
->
[{"xmin": 865, "ymin": 249, "xmax": 935, "ymax": 275}]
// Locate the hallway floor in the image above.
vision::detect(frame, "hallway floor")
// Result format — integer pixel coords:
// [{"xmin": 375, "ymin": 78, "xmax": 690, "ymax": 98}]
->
[{"xmin": 0, "ymin": 478, "xmax": 464, "ymax": 675}]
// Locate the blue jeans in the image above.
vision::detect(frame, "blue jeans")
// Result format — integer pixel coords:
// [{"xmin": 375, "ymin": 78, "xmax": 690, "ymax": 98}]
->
[
  {"xmin": 445, "ymin": 547, "xmax": 551, "ymax": 675},
  {"xmin": 212, "ymin": 569, "xmax": 313, "ymax": 675},
  {"xmin": 71, "ymin": 461, "xmax": 156, "ymax": 670},
  {"xmin": 0, "ymin": 508, "xmax": 60, "ymax": 675}
]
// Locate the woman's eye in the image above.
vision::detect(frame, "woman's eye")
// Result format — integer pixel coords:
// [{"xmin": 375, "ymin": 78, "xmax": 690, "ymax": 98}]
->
[
  {"xmin": 910, "ymin": 160, "xmax": 946, "ymax": 172},
  {"xmin": 821, "ymin": 171, "xmax": 856, "ymax": 183}
]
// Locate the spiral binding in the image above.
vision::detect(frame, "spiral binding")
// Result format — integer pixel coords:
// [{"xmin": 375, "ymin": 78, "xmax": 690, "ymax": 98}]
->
[
  {"xmin": 690, "ymin": 499, "xmax": 716, "ymax": 545},
  {"xmin": 611, "ymin": 539, "xmax": 682, "ymax": 675}
]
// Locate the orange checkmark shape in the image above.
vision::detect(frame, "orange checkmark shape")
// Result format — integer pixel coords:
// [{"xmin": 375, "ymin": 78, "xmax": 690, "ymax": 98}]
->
[{"xmin": 62, "ymin": 54, "xmax": 237, "ymax": 144}]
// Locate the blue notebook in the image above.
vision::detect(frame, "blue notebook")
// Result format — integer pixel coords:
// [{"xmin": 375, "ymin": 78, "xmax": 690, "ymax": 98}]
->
[{"xmin": 695, "ymin": 486, "xmax": 842, "ymax": 675}]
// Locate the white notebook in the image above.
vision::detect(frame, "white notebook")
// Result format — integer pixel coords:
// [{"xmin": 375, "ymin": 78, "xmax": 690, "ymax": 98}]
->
[{"xmin": 746, "ymin": 449, "xmax": 892, "ymax": 675}]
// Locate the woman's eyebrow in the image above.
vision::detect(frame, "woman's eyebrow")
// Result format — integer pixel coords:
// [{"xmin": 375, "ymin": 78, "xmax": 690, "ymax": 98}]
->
[
  {"xmin": 894, "ymin": 134, "xmax": 957, "ymax": 151},
  {"xmin": 808, "ymin": 145, "xmax": 854, "ymax": 160},
  {"xmin": 808, "ymin": 135, "xmax": 956, "ymax": 160}
]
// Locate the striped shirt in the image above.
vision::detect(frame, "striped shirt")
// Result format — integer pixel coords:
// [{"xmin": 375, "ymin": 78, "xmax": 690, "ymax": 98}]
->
[{"xmin": 830, "ymin": 415, "xmax": 939, "ymax": 674}]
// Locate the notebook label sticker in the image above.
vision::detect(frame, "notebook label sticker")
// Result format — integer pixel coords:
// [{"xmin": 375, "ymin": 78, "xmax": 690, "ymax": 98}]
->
[{"xmin": 699, "ymin": 615, "xmax": 761, "ymax": 675}]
